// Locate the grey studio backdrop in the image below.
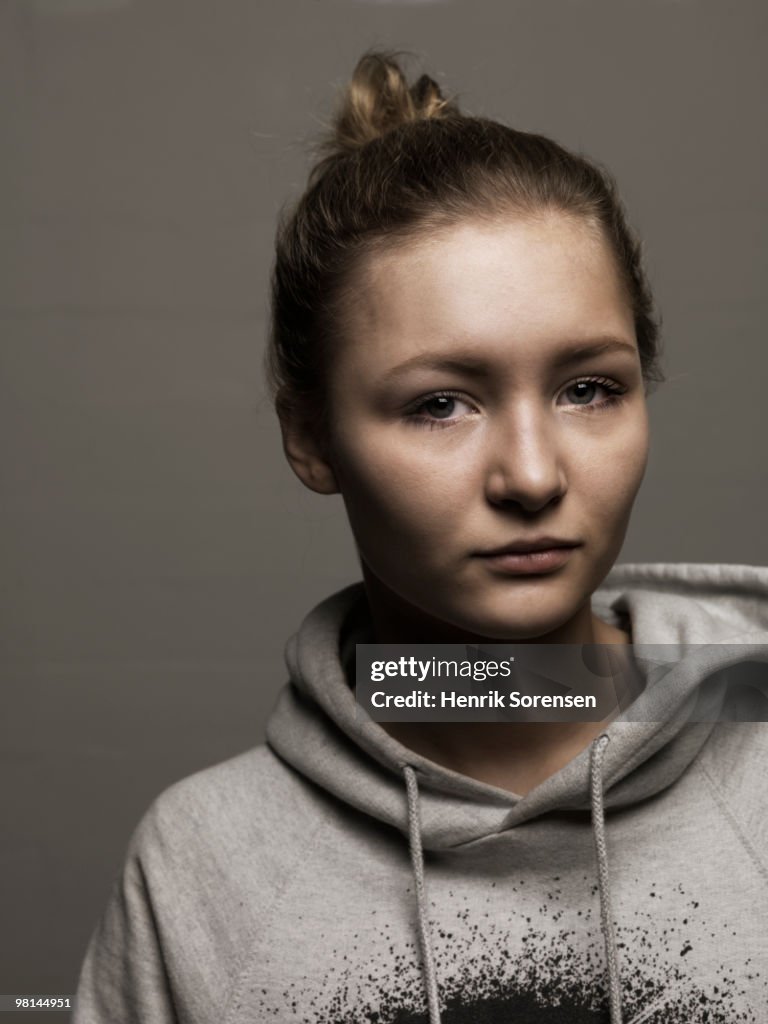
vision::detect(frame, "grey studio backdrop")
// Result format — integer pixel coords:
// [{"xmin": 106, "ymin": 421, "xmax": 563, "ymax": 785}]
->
[{"xmin": 1, "ymin": 0, "xmax": 766, "ymax": 1011}]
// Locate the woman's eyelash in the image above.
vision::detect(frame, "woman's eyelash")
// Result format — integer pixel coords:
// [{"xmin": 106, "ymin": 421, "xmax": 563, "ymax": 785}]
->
[{"xmin": 405, "ymin": 378, "xmax": 627, "ymax": 429}]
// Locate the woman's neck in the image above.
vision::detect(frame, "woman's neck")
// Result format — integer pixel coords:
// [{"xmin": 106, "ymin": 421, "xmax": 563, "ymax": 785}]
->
[{"xmin": 361, "ymin": 563, "xmax": 636, "ymax": 797}]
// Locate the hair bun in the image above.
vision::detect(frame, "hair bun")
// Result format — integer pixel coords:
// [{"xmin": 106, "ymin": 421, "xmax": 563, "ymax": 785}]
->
[{"xmin": 319, "ymin": 49, "xmax": 460, "ymax": 160}]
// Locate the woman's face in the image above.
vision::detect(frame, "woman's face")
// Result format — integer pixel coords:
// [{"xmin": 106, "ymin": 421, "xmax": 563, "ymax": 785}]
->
[{"xmin": 318, "ymin": 213, "xmax": 650, "ymax": 639}]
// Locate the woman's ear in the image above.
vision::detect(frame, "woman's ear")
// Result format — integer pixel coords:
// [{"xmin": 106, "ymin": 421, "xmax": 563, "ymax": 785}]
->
[{"xmin": 277, "ymin": 398, "xmax": 340, "ymax": 496}]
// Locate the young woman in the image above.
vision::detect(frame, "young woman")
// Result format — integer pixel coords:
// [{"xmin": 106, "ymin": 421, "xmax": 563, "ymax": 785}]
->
[{"xmin": 73, "ymin": 51, "xmax": 768, "ymax": 1024}]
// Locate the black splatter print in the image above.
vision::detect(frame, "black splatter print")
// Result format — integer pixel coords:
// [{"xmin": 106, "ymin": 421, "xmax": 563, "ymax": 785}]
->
[{"xmin": 259, "ymin": 878, "xmax": 763, "ymax": 1023}]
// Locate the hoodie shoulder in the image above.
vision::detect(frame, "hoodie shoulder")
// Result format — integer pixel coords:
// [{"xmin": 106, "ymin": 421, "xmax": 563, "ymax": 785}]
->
[
  {"xmin": 114, "ymin": 742, "xmax": 336, "ymax": 965},
  {"xmin": 140, "ymin": 744, "xmax": 328, "ymax": 868},
  {"xmin": 73, "ymin": 745, "xmax": 333, "ymax": 1024},
  {"xmin": 695, "ymin": 722, "xmax": 768, "ymax": 882}
]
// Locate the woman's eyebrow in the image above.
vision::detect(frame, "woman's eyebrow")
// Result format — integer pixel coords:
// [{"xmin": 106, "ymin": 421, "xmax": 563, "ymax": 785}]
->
[{"xmin": 381, "ymin": 337, "xmax": 637, "ymax": 382}]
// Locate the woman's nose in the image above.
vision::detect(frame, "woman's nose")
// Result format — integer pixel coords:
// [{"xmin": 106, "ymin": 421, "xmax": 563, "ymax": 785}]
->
[{"xmin": 483, "ymin": 404, "xmax": 567, "ymax": 512}]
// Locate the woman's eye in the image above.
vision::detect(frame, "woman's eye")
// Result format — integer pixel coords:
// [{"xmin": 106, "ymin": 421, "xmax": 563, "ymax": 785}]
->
[
  {"xmin": 406, "ymin": 392, "xmax": 475, "ymax": 429},
  {"xmin": 560, "ymin": 377, "xmax": 626, "ymax": 411}
]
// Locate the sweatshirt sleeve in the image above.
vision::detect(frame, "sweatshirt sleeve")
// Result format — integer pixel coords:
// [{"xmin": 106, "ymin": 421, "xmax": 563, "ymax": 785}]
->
[{"xmin": 72, "ymin": 803, "xmax": 180, "ymax": 1024}]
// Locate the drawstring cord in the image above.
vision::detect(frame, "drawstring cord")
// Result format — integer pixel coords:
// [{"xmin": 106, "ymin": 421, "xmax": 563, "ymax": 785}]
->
[
  {"xmin": 403, "ymin": 765, "xmax": 442, "ymax": 1024},
  {"xmin": 403, "ymin": 734, "xmax": 624, "ymax": 1024},
  {"xmin": 590, "ymin": 733, "xmax": 624, "ymax": 1024}
]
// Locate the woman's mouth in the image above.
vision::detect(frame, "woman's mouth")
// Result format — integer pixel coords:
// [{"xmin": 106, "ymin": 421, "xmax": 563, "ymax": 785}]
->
[{"xmin": 474, "ymin": 545, "xmax": 580, "ymax": 575}]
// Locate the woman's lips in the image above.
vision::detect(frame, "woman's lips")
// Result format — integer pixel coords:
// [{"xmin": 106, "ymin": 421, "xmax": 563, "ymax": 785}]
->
[{"xmin": 475, "ymin": 546, "xmax": 578, "ymax": 575}]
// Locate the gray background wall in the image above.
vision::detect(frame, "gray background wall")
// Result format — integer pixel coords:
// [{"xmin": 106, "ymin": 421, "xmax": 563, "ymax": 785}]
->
[{"xmin": 2, "ymin": 0, "xmax": 766, "ymax": 1013}]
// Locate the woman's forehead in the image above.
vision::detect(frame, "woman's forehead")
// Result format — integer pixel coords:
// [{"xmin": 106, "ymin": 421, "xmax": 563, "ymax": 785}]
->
[{"xmin": 344, "ymin": 215, "xmax": 636, "ymax": 369}]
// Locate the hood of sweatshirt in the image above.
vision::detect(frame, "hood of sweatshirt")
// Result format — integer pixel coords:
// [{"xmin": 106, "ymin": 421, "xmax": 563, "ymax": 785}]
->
[
  {"xmin": 266, "ymin": 562, "xmax": 768, "ymax": 1024},
  {"xmin": 267, "ymin": 562, "xmax": 768, "ymax": 850}
]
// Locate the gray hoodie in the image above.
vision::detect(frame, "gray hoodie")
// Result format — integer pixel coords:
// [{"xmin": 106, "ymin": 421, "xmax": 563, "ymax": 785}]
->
[{"xmin": 72, "ymin": 562, "xmax": 768, "ymax": 1023}]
